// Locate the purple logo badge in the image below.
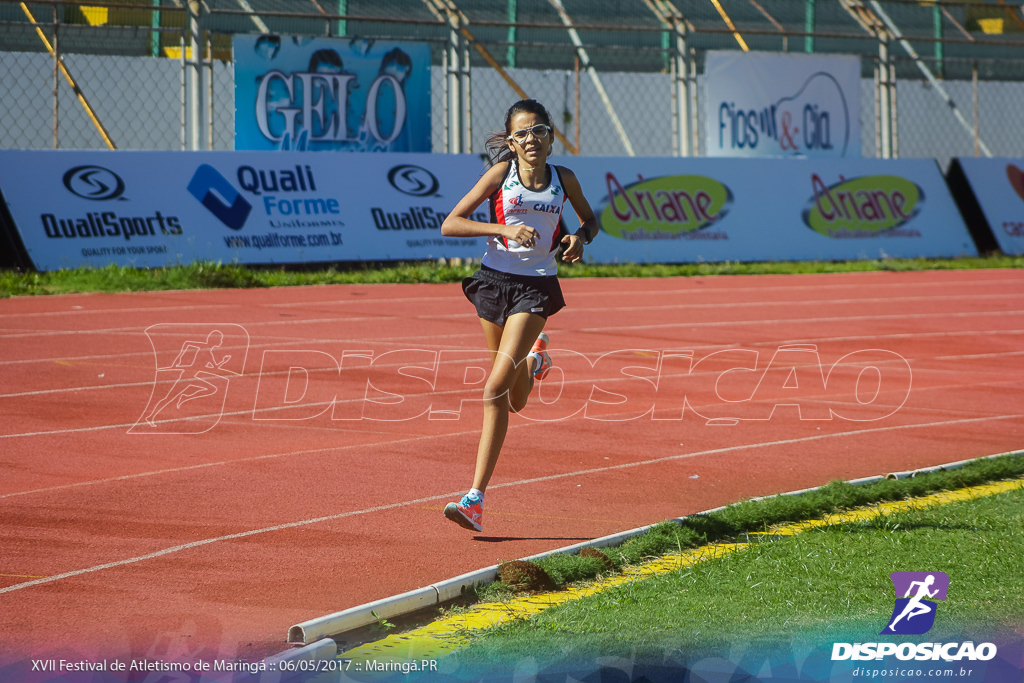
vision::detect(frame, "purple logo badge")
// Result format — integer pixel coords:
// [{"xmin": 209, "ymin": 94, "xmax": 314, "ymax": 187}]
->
[{"xmin": 882, "ymin": 572, "xmax": 949, "ymax": 635}]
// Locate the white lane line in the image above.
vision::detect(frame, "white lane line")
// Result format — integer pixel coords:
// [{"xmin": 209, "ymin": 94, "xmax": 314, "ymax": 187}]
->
[
  {"xmin": 582, "ymin": 308, "xmax": 1024, "ymax": 333},
  {"xmin": 2, "ymin": 411, "xmax": 1021, "ymax": 596}
]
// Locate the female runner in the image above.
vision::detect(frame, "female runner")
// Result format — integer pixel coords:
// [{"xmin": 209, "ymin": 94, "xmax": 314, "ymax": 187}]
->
[{"xmin": 440, "ymin": 99, "xmax": 598, "ymax": 532}]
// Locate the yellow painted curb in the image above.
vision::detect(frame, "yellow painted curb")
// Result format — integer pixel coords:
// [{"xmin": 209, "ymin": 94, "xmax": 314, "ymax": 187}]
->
[{"xmin": 339, "ymin": 476, "xmax": 1024, "ymax": 664}]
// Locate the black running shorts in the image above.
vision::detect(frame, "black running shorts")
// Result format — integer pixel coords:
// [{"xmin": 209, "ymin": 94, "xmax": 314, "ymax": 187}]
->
[{"xmin": 462, "ymin": 265, "xmax": 566, "ymax": 326}]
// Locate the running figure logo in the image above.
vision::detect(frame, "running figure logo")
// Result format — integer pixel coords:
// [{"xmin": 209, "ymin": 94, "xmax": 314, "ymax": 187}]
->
[
  {"xmin": 131, "ymin": 324, "xmax": 249, "ymax": 434},
  {"xmin": 882, "ymin": 571, "xmax": 949, "ymax": 635}
]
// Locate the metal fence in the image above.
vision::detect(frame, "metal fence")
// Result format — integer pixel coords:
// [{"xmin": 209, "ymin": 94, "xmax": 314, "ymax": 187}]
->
[{"xmin": 2, "ymin": 0, "xmax": 1024, "ymax": 167}]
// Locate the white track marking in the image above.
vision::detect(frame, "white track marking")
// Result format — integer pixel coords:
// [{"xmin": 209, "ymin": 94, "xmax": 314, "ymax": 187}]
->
[{"xmin": 1, "ymin": 411, "xmax": 1021, "ymax": 596}]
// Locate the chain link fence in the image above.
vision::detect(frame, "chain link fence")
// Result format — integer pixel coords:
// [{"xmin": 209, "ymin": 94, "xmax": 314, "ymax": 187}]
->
[{"xmin": 2, "ymin": 0, "xmax": 1024, "ymax": 167}]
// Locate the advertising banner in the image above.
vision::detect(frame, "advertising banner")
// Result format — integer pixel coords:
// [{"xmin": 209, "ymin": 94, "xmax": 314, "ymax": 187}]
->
[
  {"xmin": 947, "ymin": 157, "xmax": 1024, "ymax": 255},
  {"xmin": 560, "ymin": 155, "xmax": 978, "ymax": 263},
  {"xmin": 704, "ymin": 50, "xmax": 861, "ymax": 159},
  {"xmin": 233, "ymin": 35, "xmax": 430, "ymax": 152},
  {"xmin": 0, "ymin": 150, "xmax": 487, "ymax": 271},
  {"xmin": 0, "ymin": 152, "xmax": 978, "ymax": 271}
]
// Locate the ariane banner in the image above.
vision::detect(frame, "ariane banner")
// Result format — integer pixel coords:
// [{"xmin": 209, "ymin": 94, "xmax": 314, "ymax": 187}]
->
[
  {"xmin": 565, "ymin": 155, "xmax": 977, "ymax": 264},
  {"xmin": 0, "ymin": 151, "xmax": 979, "ymax": 272},
  {"xmin": 233, "ymin": 35, "xmax": 431, "ymax": 153},
  {"xmin": 704, "ymin": 50, "xmax": 862, "ymax": 159}
]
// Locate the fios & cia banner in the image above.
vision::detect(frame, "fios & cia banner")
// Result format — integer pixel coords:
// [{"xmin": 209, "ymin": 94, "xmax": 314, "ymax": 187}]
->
[{"xmin": 703, "ymin": 51, "xmax": 861, "ymax": 159}]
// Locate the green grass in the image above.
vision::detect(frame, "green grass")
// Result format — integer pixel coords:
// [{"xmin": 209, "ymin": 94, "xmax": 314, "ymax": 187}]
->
[
  {"xmin": 450, "ymin": 456, "xmax": 1024, "ymax": 670},
  {"xmin": 1, "ymin": 254, "xmax": 1022, "ymax": 297},
  {"xmin": 473, "ymin": 454, "xmax": 1024, "ymax": 603}
]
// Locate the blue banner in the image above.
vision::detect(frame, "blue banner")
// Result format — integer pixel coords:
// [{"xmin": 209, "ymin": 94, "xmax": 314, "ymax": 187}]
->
[{"xmin": 233, "ymin": 35, "xmax": 431, "ymax": 153}]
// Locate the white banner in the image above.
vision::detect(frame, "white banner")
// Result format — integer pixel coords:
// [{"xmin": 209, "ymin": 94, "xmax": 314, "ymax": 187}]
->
[
  {"xmin": 0, "ymin": 151, "xmax": 488, "ymax": 271},
  {"xmin": 0, "ymin": 152, "xmax": 977, "ymax": 270},
  {"xmin": 704, "ymin": 50, "xmax": 861, "ymax": 158},
  {"xmin": 948, "ymin": 158, "xmax": 1024, "ymax": 255},
  {"xmin": 558, "ymin": 155, "xmax": 977, "ymax": 263}
]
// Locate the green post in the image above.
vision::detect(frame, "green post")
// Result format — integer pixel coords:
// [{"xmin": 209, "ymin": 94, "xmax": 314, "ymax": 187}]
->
[
  {"xmin": 933, "ymin": 4, "xmax": 944, "ymax": 78},
  {"xmin": 151, "ymin": 0, "xmax": 161, "ymax": 57},
  {"xmin": 507, "ymin": 0, "xmax": 517, "ymax": 68},
  {"xmin": 805, "ymin": 0, "xmax": 815, "ymax": 53},
  {"xmin": 338, "ymin": 0, "xmax": 347, "ymax": 37}
]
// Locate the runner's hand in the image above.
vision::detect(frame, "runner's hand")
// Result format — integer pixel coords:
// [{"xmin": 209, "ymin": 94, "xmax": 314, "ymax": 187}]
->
[
  {"xmin": 506, "ymin": 225, "xmax": 539, "ymax": 248},
  {"xmin": 561, "ymin": 233, "xmax": 584, "ymax": 263}
]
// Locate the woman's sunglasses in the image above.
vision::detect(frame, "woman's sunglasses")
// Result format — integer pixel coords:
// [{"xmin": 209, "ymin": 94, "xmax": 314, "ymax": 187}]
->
[{"xmin": 508, "ymin": 124, "xmax": 552, "ymax": 143}]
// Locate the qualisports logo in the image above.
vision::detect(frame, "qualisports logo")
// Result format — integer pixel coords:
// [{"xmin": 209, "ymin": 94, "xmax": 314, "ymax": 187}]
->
[
  {"xmin": 387, "ymin": 164, "xmax": 439, "ymax": 197},
  {"xmin": 131, "ymin": 324, "xmax": 249, "ymax": 434},
  {"xmin": 187, "ymin": 164, "xmax": 253, "ymax": 230},
  {"xmin": 63, "ymin": 165, "xmax": 126, "ymax": 201},
  {"xmin": 882, "ymin": 571, "xmax": 949, "ymax": 635}
]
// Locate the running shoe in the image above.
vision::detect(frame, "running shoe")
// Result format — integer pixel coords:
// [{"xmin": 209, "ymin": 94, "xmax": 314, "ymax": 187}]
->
[
  {"xmin": 444, "ymin": 493, "xmax": 483, "ymax": 532},
  {"xmin": 530, "ymin": 332, "xmax": 552, "ymax": 380}
]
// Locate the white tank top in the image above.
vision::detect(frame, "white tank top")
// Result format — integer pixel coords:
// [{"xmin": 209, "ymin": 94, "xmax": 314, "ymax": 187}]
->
[{"xmin": 481, "ymin": 160, "xmax": 568, "ymax": 277}]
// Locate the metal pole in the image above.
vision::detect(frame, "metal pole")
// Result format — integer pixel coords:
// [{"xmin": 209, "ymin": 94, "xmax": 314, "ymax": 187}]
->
[
  {"xmin": 643, "ymin": 0, "xmax": 691, "ymax": 156},
  {"xmin": 20, "ymin": 2, "xmax": 116, "ymax": 149},
  {"xmin": 890, "ymin": 54, "xmax": 898, "ymax": 157},
  {"xmin": 151, "ymin": 0, "xmax": 161, "ymax": 57},
  {"xmin": 52, "ymin": 5, "xmax": 58, "ymax": 149},
  {"xmin": 442, "ymin": 43, "xmax": 450, "ymax": 153},
  {"xmin": 180, "ymin": 31, "xmax": 187, "ymax": 151},
  {"xmin": 188, "ymin": 0, "xmax": 202, "ymax": 151},
  {"xmin": 547, "ymin": 0, "xmax": 635, "ymax": 156},
  {"xmin": 674, "ymin": 24, "xmax": 690, "ymax": 156},
  {"xmin": 463, "ymin": 27, "xmax": 472, "ymax": 153},
  {"xmin": 207, "ymin": 33, "xmax": 214, "ymax": 150},
  {"xmin": 690, "ymin": 47, "xmax": 699, "ymax": 155},
  {"xmin": 804, "ymin": 0, "xmax": 815, "ymax": 53},
  {"xmin": 447, "ymin": 10, "xmax": 463, "ymax": 153},
  {"xmin": 973, "ymin": 61, "xmax": 980, "ymax": 157},
  {"xmin": 873, "ymin": 55, "xmax": 881, "ymax": 158},
  {"xmin": 506, "ymin": 0, "xmax": 517, "ymax": 68},
  {"xmin": 877, "ymin": 38, "xmax": 892, "ymax": 158},
  {"xmin": 868, "ymin": 0, "xmax": 992, "ymax": 157}
]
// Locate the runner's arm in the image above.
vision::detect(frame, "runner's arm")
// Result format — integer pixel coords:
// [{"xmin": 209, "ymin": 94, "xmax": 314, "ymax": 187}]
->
[{"xmin": 441, "ymin": 163, "xmax": 538, "ymax": 246}]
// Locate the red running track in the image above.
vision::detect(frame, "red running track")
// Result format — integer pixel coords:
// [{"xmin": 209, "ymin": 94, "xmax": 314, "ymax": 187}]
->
[{"xmin": 1, "ymin": 270, "xmax": 1022, "ymax": 666}]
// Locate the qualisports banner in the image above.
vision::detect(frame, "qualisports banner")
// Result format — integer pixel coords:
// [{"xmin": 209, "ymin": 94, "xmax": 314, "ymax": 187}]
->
[
  {"xmin": 0, "ymin": 150, "xmax": 487, "ymax": 271},
  {"xmin": 0, "ymin": 151, "xmax": 978, "ymax": 271},
  {"xmin": 556, "ymin": 155, "xmax": 978, "ymax": 263},
  {"xmin": 947, "ymin": 157, "xmax": 1024, "ymax": 255},
  {"xmin": 704, "ymin": 50, "xmax": 861, "ymax": 158},
  {"xmin": 233, "ymin": 35, "xmax": 430, "ymax": 152}
]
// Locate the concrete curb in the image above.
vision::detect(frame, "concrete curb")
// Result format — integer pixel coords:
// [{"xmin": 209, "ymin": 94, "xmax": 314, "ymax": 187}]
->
[{"xmin": 281, "ymin": 449, "xmax": 1022, "ymax": 652}]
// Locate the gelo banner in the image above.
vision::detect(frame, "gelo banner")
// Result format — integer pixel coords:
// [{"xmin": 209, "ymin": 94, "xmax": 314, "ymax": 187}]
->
[
  {"xmin": 233, "ymin": 35, "xmax": 431, "ymax": 152},
  {"xmin": 704, "ymin": 50, "xmax": 861, "ymax": 159}
]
